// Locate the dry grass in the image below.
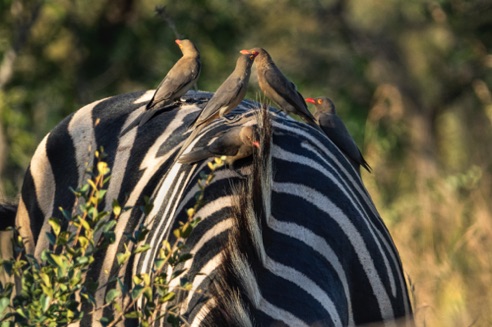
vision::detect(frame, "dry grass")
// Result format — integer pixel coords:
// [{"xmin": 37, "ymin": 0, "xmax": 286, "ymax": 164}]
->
[{"xmin": 365, "ymin": 170, "xmax": 492, "ymax": 327}]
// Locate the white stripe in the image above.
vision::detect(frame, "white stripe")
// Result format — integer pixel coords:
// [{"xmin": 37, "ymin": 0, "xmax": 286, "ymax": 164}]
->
[
  {"xmin": 190, "ymin": 297, "xmax": 216, "ymax": 327},
  {"xmin": 230, "ymin": 249, "xmax": 309, "ymax": 327},
  {"xmin": 93, "ymin": 100, "xmax": 190, "ymax": 323},
  {"xmin": 273, "ymin": 143, "xmax": 398, "ymax": 297},
  {"xmin": 269, "ymin": 216, "xmax": 355, "ymax": 326},
  {"xmin": 266, "ymin": 254, "xmax": 343, "ymax": 326},
  {"xmin": 175, "ymin": 217, "xmax": 234, "ymax": 307},
  {"xmin": 273, "ymin": 182, "xmax": 395, "ymax": 320},
  {"xmin": 30, "ymin": 135, "xmax": 55, "ymax": 258},
  {"xmin": 183, "ymin": 252, "xmax": 223, "ymax": 313}
]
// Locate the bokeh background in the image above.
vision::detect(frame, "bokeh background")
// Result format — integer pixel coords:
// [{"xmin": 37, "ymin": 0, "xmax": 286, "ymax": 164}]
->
[{"xmin": 1, "ymin": 0, "xmax": 491, "ymax": 325}]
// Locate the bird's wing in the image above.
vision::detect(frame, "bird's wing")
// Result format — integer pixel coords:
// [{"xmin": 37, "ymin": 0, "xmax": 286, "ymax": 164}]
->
[
  {"xmin": 208, "ymin": 128, "xmax": 243, "ymax": 156},
  {"xmin": 147, "ymin": 57, "xmax": 201, "ymax": 109},
  {"xmin": 319, "ymin": 114, "xmax": 362, "ymax": 159},
  {"xmin": 263, "ymin": 67, "xmax": 315, "ymax": 121},
  {"xmin": 193, "ymin": 76, "xmax": 244, "ymax": 127}
]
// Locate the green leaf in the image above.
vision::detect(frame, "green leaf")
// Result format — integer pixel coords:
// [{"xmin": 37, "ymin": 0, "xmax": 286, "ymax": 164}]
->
[
  {"xmin": 101, "ymin": 220, "xmax": 117, "ymax": 233},
  {"xmin": 59, "ymin": 207, "xmax": 72, "ymax": 221},
  {"xmin": 87, "ymin": 179, "xmax": 97, "ymax": 191},
  {"xmin": 0, "ymin": 297, "xmax": 10, "ymax": 316},
  {"xmin": 40, "ymin": 294, "xmax": 50, "ymax": 312},
  {"xmin": 154, "ymin": 259, "xmax": 166, "ymax": 270},
  {"xmin": 40, "ymin": 272, "xmax": 51, "ymax": 287},
  {"xmin": 142, "ymin": 273, "xmax": 150, "ymax": 286},
  {"xmin": 161, "ymin": 291, "xmax": 175, "ymax": 303},
  {"xmin": 143, "ymin": 287, "xmax": 152, "ymax": 301},
  {"xmin": 173, "ymin": 228, "xmax": 181, "ymax": 239},
  {"xmin": 112, "ymin": 199, "xmax": 121, "ymax": 217},
  {"xmin": 48, "ymin": 217, "xmax": 61, "ymax": 236},
  {"xmin": 76, "ymin": 255, "xmax": 89, "ymax": 265},
  {"xmin": 130, "ymin": 285, "xmax": 145, "ymax": 300},
  {"xmin": 79, "ymin": 219, "xmax": 91, "ymax": 232},
  {"xmin": 80, "ymin": 184, "xmax": 89, "ymax": 193},
  {"xmin": 116, "ymin": 251, "xmax": 130, "ymax": 266},
  {"xmin": 97, "ymin": 161, "xmax": 109, "ymax": 176},
  {"xmin": 133, "ymin": 244, "xmax": 150, "ymax": 254},
  {"xmin": 78, "ymin": 236, "xmax": 90, "ymax": 250},
  {"xmin": 48, "ymin": 253, "xmax": 65, "ymax": 268},
  {"xmin": 105, "ymin": 289, "xmax": 121, "ymax": 303},
  {"xmin": 46, "ymin": 232, "xmax": 56, "ymax": 246},
  {"xmin": 124, "ymin": 311, "xmax": 140, "ymax": 319},
  {"xmin": 97, "ymin": 189, "xmax": 107, "ymax": 201},
  {"xmin": 180, "ymin": 222, "xmax": 193, "ymax": 238}
]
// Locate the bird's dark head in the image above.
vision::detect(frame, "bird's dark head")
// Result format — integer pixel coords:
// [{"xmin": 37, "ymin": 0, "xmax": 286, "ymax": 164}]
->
[{"xmin": 305, "ymin": 97, "xmax": 336, "ymax": 114}]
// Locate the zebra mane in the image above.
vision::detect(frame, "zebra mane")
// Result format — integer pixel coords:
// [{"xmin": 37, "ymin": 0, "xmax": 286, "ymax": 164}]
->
[{"xmin": 200, "ymin": 104, "xmax": 273, "ymax": 326}]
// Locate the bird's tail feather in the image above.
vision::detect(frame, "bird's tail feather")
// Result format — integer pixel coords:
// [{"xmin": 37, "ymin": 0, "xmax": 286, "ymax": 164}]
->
[
  {"xmin": 120, "ymin": 114, "xmax": 143, "ymax": 136},
  {"xmin": 175, "ymin": 123, "xmax": 205, "ymax": 160},
  {"xmin": 137, "ymin": 109, "xmax": 157, "ymax": 127},
  {"xmin": 361, "ymin": 158, "xmax": 372, "ymax": 173}
]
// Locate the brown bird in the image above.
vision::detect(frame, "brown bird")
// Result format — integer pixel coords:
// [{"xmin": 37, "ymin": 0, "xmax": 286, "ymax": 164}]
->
[
  {"xmin": 240, "ymin": 48, "xmax": 316, "ymax": 125},
  {"xmin": 177, "ymin": 51, "xmax": 259, "ymax": 158},
  {"xmin": 121, "ymin": 39, "xmax": 201, "ymax": 135},
  {"xmin": 305, "ymin": 97, "xmax": 372, "ymax": 173},
  {"xmin": 178, "ymin": 125, "xmax": 260, "ymax": 166}
]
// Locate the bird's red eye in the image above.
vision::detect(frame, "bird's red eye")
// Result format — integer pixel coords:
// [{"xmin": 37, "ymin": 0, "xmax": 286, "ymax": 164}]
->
[{"xmin": 318, "ymin": 99, "xmax": 323, "ymax": 104}]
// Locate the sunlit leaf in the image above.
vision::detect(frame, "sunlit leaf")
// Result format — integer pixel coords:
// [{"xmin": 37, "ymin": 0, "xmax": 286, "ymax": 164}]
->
[
  {"xmin": 48, "ymin": 217, "xmax": 61, "ymax": 236},
  {"xmin": 105, "ymin": 289, "xmax": 120, "ymax": 303}
]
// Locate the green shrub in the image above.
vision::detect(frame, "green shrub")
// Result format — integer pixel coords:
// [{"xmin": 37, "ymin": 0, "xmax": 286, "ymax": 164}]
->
[{"xmin": 0, "ymin": 150, "xmax": 224, "ymax": 326}]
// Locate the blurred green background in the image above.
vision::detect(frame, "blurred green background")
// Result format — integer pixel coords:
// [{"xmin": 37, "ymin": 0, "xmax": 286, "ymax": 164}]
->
[{"xmin": 1, "ymin": 0, "xmax": 491, "ymax": 325}]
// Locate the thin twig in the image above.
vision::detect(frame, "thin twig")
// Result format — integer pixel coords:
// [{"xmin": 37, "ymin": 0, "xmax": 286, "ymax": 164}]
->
[{"xmin": 155, "ymin": 5, "xmax": 183, "ymax": 39}]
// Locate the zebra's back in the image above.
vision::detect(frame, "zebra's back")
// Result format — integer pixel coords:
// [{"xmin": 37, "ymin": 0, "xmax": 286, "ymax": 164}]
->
[{"xmin": 15, "ymin": 90, "xmax": 412, "ymax": 326}]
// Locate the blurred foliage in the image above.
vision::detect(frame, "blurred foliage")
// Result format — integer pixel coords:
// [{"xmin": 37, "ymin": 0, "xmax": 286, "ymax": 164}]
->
[
  {"xmin": 1, "ymin": 0, "xmax": 492, "ymax": 326},
  {"xmin": 0, "ymin": 150, "xmax": 222, "ymax": 326}
]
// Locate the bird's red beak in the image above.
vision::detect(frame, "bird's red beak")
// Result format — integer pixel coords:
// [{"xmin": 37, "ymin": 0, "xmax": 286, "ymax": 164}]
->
[
  {"xmin": 240, "ymin": 49, "xmax": 250, "ymax": 55},
  {"xmin": 175, "ymin": 39, "xmax": 182, "ymax": 45},
  {"xmin": 252, "ymin": 141, "xmax": 260, "ymax": 149},
  {"xmin": 305, "ymin": 98, "xmax": 316, "ymax": 104}
]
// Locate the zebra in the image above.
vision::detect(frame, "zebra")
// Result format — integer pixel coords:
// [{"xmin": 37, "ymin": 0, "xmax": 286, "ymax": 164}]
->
[{"xmin": 11, "ymin": 89, "xmax": 412, "ymax": 326}]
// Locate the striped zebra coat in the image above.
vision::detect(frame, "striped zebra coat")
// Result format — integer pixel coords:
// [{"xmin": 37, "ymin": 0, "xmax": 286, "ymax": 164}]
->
[{"xmin": 14, "ymin": 90, "xmax": 412, "ymax": 326}]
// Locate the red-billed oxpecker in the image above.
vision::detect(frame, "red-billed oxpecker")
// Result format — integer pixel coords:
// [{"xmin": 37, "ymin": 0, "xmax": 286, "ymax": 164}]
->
[
  {"xmin": 177, "ymin": 51, "xmax": 259, "ymax": 158},
  {"xmin": 306, "ymin": 96, "xmax": 372, "ymax": 173},
  {"xmin": 121, "ymin": 39, "xmax": 201, "ymax": 135},
  {"xmin": 178, "ymin": 125, "xmax": 260, "ymax": 166},
  {"xmin": 240, "ymin": 47, "xmax": 317, "ymax": 125}
]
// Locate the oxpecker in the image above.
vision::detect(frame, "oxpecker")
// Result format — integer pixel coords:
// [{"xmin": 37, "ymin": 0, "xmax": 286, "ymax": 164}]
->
[
  {"xmin": 177, "ymin": 51, "xmax": 259, "ymax": 158},
  {"xmin": 241, "ymin": 47, "xmax": 316, "ymax": 125},
  {"xmin": 178, "ymin": 125, "xmax": 260, "ymax": 166},
  {"xmin": 306, "ymin": 96, "xmax": 372, "ymax": 173},
  {"xmin": 121, "ymin": 39, "xmax": 201, "ymax": 135}
]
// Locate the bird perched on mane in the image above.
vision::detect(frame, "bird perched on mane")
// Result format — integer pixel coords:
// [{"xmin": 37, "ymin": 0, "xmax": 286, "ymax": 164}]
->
[
  {"xmin": 305, "ymin": 97, "xmax": 371, "ymax": 173},
  {"xmin": 121, "ymin": 39, "xmax": 201, "ymax": 135},
  {"xmin": 177, "ymin": 51, "xmax": 259, "ymax": 158},
  {"xmin": 240, "ymin": 47, "xmax": 316, "ymax": 125},
  {"xmin": 178, "ymin": 125, "xmax": 260, "ymax": 167}
]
